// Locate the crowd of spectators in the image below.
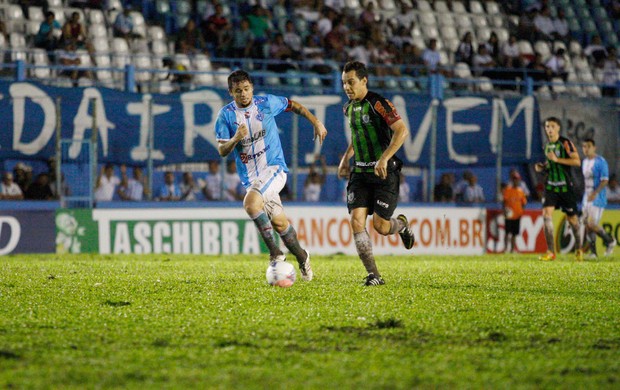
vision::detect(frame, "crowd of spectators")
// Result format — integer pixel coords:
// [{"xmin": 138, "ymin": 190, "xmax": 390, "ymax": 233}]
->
[
  {"xmin": 0, "ymin": 158, "xmax": 68, "ymax": 200},
  {"xmin": 3, "ymin": 0, "xmax": 618, "ymax": 95},
  {"xmin": 4, "ymin": 160, "xmax": 620, "ymax": 205},
  {"xmin": 138, "ymin": 0, "xmax": 616, "ymax": 94},
  {"xmin": 432, "ymin": 168, "xmax": 538, "ymax": 204}
]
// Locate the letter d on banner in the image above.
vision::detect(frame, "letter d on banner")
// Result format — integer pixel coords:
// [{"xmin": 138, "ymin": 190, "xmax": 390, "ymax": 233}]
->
[{"xmin": 0, "ymin": 216, "xmax": 21, "ymax": 255}]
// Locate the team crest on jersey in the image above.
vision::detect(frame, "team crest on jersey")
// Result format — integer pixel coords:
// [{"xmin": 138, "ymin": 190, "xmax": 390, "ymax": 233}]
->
[
  {"xmin": 256, "ymin": 111, "xmax": 264, "ymax": 121},
  {"xmin": 362, "ymin": 114, "xmax": 370, "ymax": 124}
]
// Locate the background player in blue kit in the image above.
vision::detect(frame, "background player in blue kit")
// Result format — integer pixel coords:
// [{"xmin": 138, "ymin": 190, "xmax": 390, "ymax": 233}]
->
[
  {"xmin": 581, "ymin": 138, "xmax": 617, "ymax": 258},
  {"xmin": 215, "ymin": 70, "xmax": 328, "ymax": 281}
]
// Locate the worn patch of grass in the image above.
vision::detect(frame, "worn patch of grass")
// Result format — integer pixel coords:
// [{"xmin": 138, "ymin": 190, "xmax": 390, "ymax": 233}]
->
[{"xmin": 1, "ymin": 254, "xmax": 619, "ymax": 389}]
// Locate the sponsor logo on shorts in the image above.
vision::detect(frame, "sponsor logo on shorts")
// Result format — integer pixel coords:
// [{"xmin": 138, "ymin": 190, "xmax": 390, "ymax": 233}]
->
[
  {"xmin": 355, "ymin": 161, "xmax": 377, "ymax": 167},
  {"xmin": 347, "ymin": 192, "xmax": 355, "ymax": 204},
  {"xmin": 377, "ymin": 200, "xmax": 389, "ymax": 208}
]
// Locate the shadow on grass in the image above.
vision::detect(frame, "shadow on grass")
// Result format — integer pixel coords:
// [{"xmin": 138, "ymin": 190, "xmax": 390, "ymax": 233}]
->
[
  {"xmin": 0, "ymin": 350, "xmax": 20, "ymax": 360},
  {"xmin": 103, "ymin": 300, "xmax": 131, "ymax": 307}
]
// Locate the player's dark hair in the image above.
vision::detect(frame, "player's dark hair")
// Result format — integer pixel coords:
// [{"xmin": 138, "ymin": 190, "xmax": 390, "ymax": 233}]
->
[
  {"xmin": 228, "ymin": 70, "xmax": 252, "ymax": 90},
  {"xmin": 544, "ymin": 116, "xmax": 562, "ymax": 128},
  {"xmin": 343, "ymin": 61, "xmax": 368, "ymax": 81},
  {"xmin": 583, "ymin": 138, "xmax": 595, "ymax": 145}
]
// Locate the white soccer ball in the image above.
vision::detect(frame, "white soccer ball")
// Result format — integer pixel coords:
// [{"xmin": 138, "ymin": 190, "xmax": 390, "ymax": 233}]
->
[{"xmin": 266, "ymin": 261, "xmax": 296, "ymax": 287}]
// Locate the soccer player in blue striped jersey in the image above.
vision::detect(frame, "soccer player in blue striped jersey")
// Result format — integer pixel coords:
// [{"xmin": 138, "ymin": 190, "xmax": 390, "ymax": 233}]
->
[
  {"xmin": 215, "ymin": 70, "xmax": 328, "ymax": 281},
  {"xmin": 581, "ymin": 138, "xmax": 616, "ymax": 258}
]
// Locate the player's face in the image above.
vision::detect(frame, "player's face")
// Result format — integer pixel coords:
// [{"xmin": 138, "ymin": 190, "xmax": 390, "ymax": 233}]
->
[
  {"xmin": 544, "ymin": 120, "xmax": 560, "ymax": 142},
  {"xmin": 582, "ymin": 142, "xmax": 596, "ymax": 158},
  {"xmin": 229, "ymin": 80, "xmax": 254, "ymax": 108},
  {"xmin": 342, "ymin": 70, "xmax": 367, "ymax": 101}
]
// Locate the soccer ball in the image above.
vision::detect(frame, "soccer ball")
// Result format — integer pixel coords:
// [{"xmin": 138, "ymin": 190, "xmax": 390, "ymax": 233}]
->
[{"xmin": 266, "ymin": 261, "xmax": 296, "ymax": 287}]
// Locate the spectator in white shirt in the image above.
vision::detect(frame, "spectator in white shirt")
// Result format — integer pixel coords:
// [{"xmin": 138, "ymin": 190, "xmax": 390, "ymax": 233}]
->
[
  {"xmin": 0, "ymin": 172, "xmax": 24, "ymax": 200},
  {"xmin": 95, "ymin": 164, "xmax": 120, "ymax": 202},
  {"xmin": 552, "ymin": 9, "xmax": 569, "ymax": 42},
  {"xmin": 422, "ymin": 39, "xmax": 441, "ymax": 73},
  {"xmin": 118, "ymin": 165, "xmax": 145, "ymax": 201},
  {"xmin": 584, "ymin": 35, "xmax": 607, "ymax": 66},
  {"xmin": 203, "ymin": 160, "xmax": 223, "ymax": 200},
  {"xmin": 303, "ymin": 155, "xmax": 326, "ymax": 202},
  {"xmin": 223, "ymin": 160, "xmax": 243, "ymax": 201},
  {"xmin": 317, "ymin": 7, "xmax": 336, "ymax": 37},
  {"xmin": 473, "ymin": 45, "xmax": 496, "ymax": 76},
  {"xmin": 283, "ymin": 20, "xmax": 302, "ymax": 56},
  {"xmin": 348, "ymin": 38, "xmax": 372, "ymax": 65},
  {"xmin": 534, "ymin": 6, "xmax": 555, "ymax": 41},
  {"xmin": 501, "ymin": 35, "xmax": 522, "ymax": 68},
  {"xmin": 545, "ymin": 48, "xmax": 568, "ymax": 81},
  {"xmin": 463, "ymin": 173, "xmax": 485, "ymax": 203},
  {"xmin": 395, "ymin": 2, "xmax": 416, "ymax": 29}
]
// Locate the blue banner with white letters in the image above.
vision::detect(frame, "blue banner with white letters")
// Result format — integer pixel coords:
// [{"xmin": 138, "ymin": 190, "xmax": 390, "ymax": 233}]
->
[{"xmin": 0, "ymin": 81, "xmax": 542, "ymax": 168}]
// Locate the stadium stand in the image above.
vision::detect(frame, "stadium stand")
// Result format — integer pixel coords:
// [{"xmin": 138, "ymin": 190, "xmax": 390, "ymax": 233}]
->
[{"xmin": 0, "ymin": 0, "xmax": 615, "ymax": 97}]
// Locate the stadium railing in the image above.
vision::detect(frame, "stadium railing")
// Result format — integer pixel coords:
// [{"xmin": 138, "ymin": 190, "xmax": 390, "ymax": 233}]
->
[{"xmin": 1, "ymin": 52, "xmax": 619, "ymax": 99}]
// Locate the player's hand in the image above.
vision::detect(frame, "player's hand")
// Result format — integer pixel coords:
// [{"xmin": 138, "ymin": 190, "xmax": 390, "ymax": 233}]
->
[
  {"xmin": 374, "ymin": 158, "xmax": 388, "ymax": 180},
  {"xmin": 313, "ymin": 122, "xmax": 327, "ymax": 144},
  {"xmin": 546, "ymin": 151, "xmax": 558, "ymax": 162},
  {"xmin": 235, "ymin": 123, "xmax": 248, "ymax": 140},
  {"xmin": 337, "ymin": 159, "xmax": 349, "ymax": 179},
  {"xmin": 588, "ymin": 193, "xmax": 596, "ymax": 202},
  {"xmin": 534, "ymin": 162, "xmax": 546, "ymax": 172}
]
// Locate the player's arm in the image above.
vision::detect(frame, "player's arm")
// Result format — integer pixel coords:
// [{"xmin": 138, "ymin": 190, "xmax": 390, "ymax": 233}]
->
[
  {"xmin": 589, "ymin": 178, "xmax": 609, "ymax": 201},
  {"xmin": 375, "ymin": 119, "xmax": 409, "ymax": 179},
  {"xmin": 289, "ymin": 100, "xmax": 327, "ymax": 144},
  {"xmin": 546, "ymin": 150, "xmax": 580, "ymax": 167},
  {"xmin": 546, "ymin": 140, "xmax": 580, "ymax": 167},
  {"xmin": 218, "ymin": 123, "xmax": 248, "ymax": 157},
  {"xmin": 338, "ymin": 143, "xmax": 354, "ymax": 178}
]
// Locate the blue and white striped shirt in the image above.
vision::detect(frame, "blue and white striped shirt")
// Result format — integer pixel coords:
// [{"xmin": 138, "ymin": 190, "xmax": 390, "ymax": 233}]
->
[{"xmin": 215, "ymin": 94, "xmax": 289, "ymax": 188}]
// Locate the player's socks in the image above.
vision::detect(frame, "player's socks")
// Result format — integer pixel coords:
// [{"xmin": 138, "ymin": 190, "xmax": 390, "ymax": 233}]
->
[
  {"xmin": 595, "ymin": 227, "xmax": 614, "ymax": 248},
  {"xmin": 388, "ymin": 217, "xmax": 405, "ymax": 234},
  {"xmin": 543, "ymin": 216, "xmax": 554, "ymax": 253},
  {"xmin": 570, "ymin": 221, "xmax": 582, "ymax": 251},
  {"xmin": 354, "ymin": 230, "xmax": 380, "ymax": 277},
  {"xmin": 588, "ymin": 230, "xmax": 598, "ymax": 256},
  {"xmin": 251, "ymin": 212, "xmax": 283, "ymax": 259},
  {"xmin": 279, "ymin": 225, "xmax": 307, "ymax": 262}
]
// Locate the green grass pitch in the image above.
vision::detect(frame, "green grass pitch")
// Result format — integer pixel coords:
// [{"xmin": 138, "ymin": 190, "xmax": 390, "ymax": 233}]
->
[{"xmin": 1, "ymin": 254, "xmax": 619, "ymax": 389}]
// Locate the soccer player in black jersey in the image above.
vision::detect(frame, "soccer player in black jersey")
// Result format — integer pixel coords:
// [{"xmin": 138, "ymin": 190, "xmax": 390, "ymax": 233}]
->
[
  {"xmin": 534, "ymin": 117, "xmax": 583, "ymax": 261},
  {"xmin": 337, "ymin": 61, "xmax": 415, "ymax": 286}
]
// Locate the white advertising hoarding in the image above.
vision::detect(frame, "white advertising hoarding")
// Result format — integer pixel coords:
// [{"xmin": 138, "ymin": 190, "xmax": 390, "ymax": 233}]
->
[{"xmin": 90, "ymin": 206, "xmax": 486, "ymax": 256}]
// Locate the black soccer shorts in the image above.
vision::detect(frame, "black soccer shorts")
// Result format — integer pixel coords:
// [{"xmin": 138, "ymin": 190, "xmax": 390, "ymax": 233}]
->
[
  {"xmin": 346, "ymin": 171, "xmax": 400, "ymax": 220},
  {"xmin": 542, "ymin": 189, "xmax": 579, "ymax": 216}
]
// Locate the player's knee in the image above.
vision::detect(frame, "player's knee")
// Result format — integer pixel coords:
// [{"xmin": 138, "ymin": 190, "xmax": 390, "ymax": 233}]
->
[
  {"xmin": 350, "ymin": 217, "xmax": 366, "ymax": 233},
  {"xmin": 243, "ymin": 192, "xmax": 263, "ymax": 215}
]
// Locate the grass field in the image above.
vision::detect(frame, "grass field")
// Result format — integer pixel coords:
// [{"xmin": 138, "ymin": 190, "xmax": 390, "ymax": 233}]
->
[{"xmin": 1, "ymin": 253, "xmax": 619, "ymax": 389}]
